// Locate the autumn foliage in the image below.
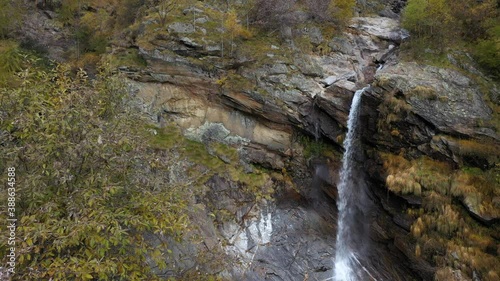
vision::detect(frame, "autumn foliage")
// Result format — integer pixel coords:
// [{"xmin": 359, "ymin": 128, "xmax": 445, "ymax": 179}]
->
[{"xmin": 402, "ymin": 0, "xmax": 499, "ymax": 76}]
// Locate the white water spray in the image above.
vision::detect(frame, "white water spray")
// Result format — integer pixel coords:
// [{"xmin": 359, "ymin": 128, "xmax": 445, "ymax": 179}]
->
[{"xmin": 333, "ymin": 87, "xmax": 368, "ymax": 281}]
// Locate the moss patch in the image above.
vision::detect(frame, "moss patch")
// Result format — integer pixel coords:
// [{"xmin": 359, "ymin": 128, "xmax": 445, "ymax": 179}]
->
[
  {"xmin": 145, "ymin": 123, "xmax": 274, "ymax": 200},
  {"xmin": 297, "ymin": 134, "xmax": 341, "ymax": 160}
]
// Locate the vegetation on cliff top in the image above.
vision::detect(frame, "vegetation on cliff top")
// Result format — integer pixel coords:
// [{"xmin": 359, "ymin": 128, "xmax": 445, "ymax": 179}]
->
[{"xmin": 401, "ymin": 0, "xmax": 499, "ymax": 78}]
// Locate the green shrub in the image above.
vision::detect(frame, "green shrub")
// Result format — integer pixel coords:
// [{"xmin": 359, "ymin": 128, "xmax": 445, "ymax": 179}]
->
[
  {"xmin": 402, "ymin": 0, "xmax": 453, "ymax": 41},
  {"xmin": 402, "ymin": 0, "xmax": 499, "ymax": 77},
  {"xmin": 473, "ymin": 30, "xmax": 500, "ymax": 78},
  {"xmin": 0, "ymin": 59, "xmax": 189, "ymax": 280},
  {"xmin": 0, "ymin": 40, "xmax": 24, "ymax": 86}
]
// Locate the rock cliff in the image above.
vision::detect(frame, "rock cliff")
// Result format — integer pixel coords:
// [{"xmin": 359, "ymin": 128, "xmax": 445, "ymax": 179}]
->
[
  {"xmin": 16, "ymin": 1, "xmax": 499, "ymax": 280},
  {"xmin": 118, "ymin": 3, "xmax": 498, "ymax": 279}
]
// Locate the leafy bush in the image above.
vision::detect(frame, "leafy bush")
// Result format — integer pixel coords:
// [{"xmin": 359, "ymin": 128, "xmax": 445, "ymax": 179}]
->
[
  {"xmin": 402, "ymin": 0, "xmax": 499, "ymax": 77},
  {"xmin": 402, "ymin": 0, "xmax": 454, "ymax": 46},
  {"xmin": 473, "ymin": 24, "xmax": 500, "ymax": 78},
  {"xmin": 0, "ymin": 40, "xmax": 23, "ymax": 85},
  {"xmin": 0, "ymin": 59, "xmax": 189, "ymax": 280},
  {"xmin": 305, "ymin": 0, "xmax": 332, "ymax": 22},
  {"xmin": 329, "ymin": 0, "xmax": 356, "ymax": 23},
  {"xmin": 249, "ymin": 0, "xmax": 298, "ymax": 32}
]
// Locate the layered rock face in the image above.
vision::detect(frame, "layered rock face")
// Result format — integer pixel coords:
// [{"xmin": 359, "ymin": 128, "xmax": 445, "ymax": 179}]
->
[
  {"xmin": 363, "ymin": 62, "xmax": 497, "ymax": 160},
  {"xmin": 125, "ymin": 7, "xmax": 500, "ymax": 279},
  {"xmin": 362, "ymin": 61, "xmax": 499, "ymax": 275},
  {"xmin": 116, "ymin": 4, "xmax": 500, "ymax": 278},
  {"xmin": 362, "ymin": 61, "xmax": 499, "ymax": 281},
  {"xmin": 120, "ymin": 8, "xmax": 439, "ymax": 279},
  {"xmin": 129, "ymin": 14, "xmax": 407, "ymax": 160}
]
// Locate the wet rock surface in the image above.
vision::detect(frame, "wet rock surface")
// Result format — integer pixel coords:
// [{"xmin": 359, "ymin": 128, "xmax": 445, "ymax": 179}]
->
[
  {"xmin": 234, "ymin": 192, "xmax": 338, "ymax": 281},
  {"xmin": 153, "ymin": 173, "xmax": 339, "ymax": 280}
]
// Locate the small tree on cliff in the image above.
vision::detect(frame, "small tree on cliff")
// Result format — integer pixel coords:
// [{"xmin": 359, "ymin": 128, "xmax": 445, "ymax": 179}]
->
[
  {"xmin": 402, "ymin": 0, "xmax": 455, "ymax": 42},
  {"xmin": 223, "ymin": 9, "xmax": 252, "ymax": 56},
  {"xmin": 149, "ymin": 0, "xmax": 178, "ymax": 26}
]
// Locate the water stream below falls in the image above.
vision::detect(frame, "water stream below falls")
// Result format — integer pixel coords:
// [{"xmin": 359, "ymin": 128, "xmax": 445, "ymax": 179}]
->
[{"xmin": 333, "ymin": 87, "xmax": 373, "ymax": 281}]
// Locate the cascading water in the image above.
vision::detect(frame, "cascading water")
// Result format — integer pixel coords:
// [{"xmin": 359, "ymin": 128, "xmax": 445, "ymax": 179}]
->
[{"xmin": 333, "ymin": 87, "xmax": 369, "ymax": 281}]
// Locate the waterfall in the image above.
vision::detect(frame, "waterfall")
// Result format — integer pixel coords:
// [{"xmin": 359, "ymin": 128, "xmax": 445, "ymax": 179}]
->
[{"xmin": 333, "ymin": 87, "xmax": 369, "ymax": 281}]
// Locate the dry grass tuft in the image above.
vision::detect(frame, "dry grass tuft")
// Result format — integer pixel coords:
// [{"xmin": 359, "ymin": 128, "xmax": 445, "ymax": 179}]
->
[
  {"xmin": 457, "ymin": 139, "xmax": 499, "ymax": 163},
  {"xmin": 382, "ymin": 151, "xmax": 499, "ymax": 279},
  {"xmin": 408, "ymin": 85, "xmax": 438, "ymax": 100}
]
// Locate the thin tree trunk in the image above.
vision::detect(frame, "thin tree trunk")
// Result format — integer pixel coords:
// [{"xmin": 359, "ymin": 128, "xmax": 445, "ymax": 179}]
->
[
  {"xmin": 221, "ymin": 16, "xmax": 224, "ymax": 58},
  {"xmin": 230, "ymin": 32, "xmax": 234, "ymax": 56}
]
